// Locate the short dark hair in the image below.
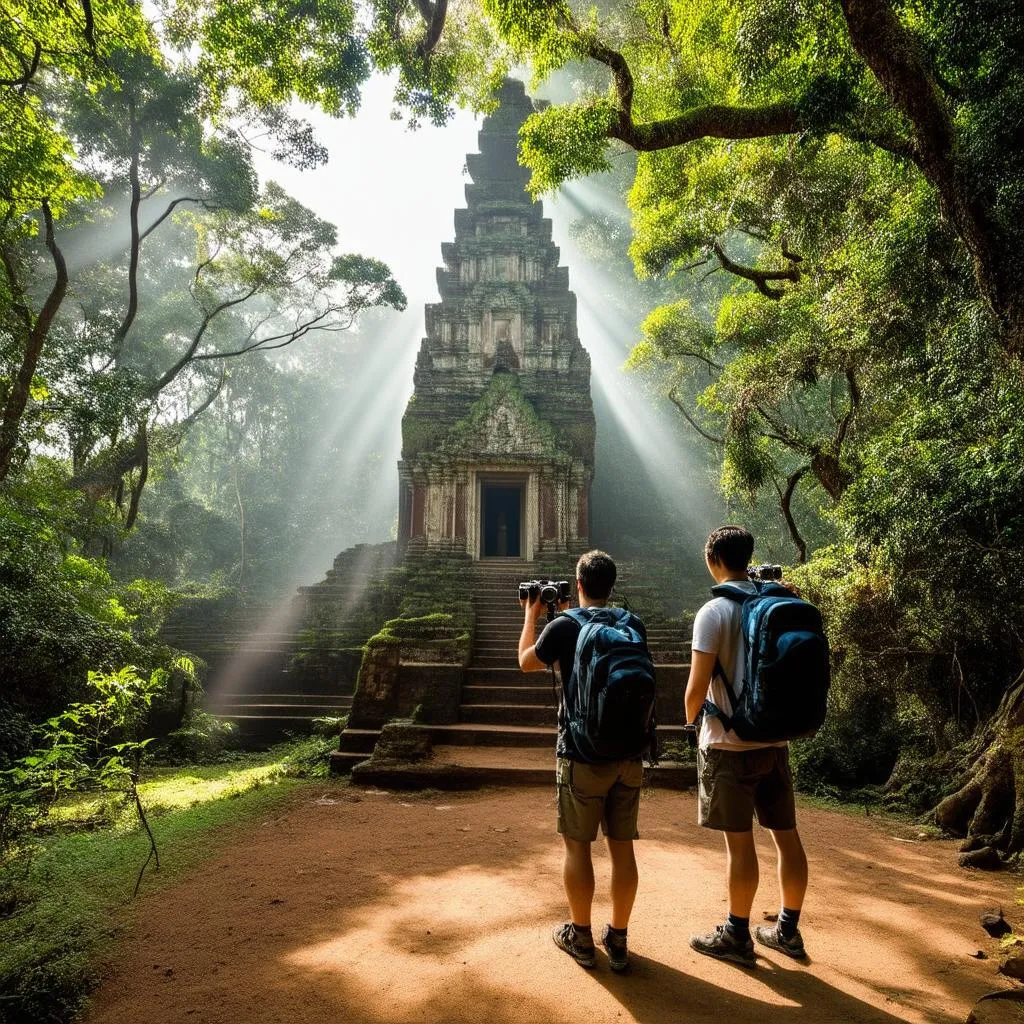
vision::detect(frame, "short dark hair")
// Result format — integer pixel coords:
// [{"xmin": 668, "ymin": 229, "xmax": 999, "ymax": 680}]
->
[
  {"xmin": 705, "ymin": 526, "xmax": 755, "ymax": 572},
  {"xmin": 576, "ymin": 549, "xmax": 616, "ymax": 600}
]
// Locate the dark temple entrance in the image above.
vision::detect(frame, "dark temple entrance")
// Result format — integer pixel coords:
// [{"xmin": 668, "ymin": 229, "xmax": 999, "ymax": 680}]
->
[{"xmin": 481, "ymin": 483, "xmax": 523, "ymax": 558}]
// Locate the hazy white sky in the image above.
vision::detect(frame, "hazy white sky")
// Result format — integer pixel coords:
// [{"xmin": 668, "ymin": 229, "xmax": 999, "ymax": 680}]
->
[{"xmin": 250, "ymin": 74, "xmax": 484, "ymax": 312}]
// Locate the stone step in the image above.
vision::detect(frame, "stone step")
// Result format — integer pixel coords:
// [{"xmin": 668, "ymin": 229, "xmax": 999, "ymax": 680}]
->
[
  {"xmin": 474, "ymin": 617, "xmax": 689, "ymax": 638},
  {"xmin": 476, "ymin": 637, "xmax": 687, "ymax": 649},
  {"xmin": 210, "ymin": 714, "xmax": 323, "ymax": 744},
  {"xmin": 330, "ymin": 750, "xmax": 372, "ymax": 772},
  {"xmin": 213, "ymin": 701, "xmax": 349, "ymax": 715},
  {"xmin": 214, "ymin": 692, "xmax": 353, "ymax": 706},
  {"xmin": 338, "ymin": 727, "xmax": 381, "ymax": 754},
  {"xmin": 464, "ymin": 666, "xmax": 547, "ymax": 685},
  {"xmin": 461, "ymin": 684, "xmax": 555, "ymax": 704},
  {"xmin": 345, "ymin": 745, "xmax": 697, "ymax": 790},
  {"xmin": 459, "ymin": 703, "xmax": 556, "ymax": 726},
  {"xmin": 425, "ymin": 723, "xmax": 555, "ymax": 747}
]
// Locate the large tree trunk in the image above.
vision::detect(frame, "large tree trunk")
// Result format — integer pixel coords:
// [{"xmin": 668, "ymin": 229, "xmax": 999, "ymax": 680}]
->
[
  {"xmin": 0, "ymin": 203, "xmax": 68, "ymax": 481},
  {"xmin": 933, "ymin": 673, "xmax": 1024, "ymax": 867},
  {"xmin": 840, "ymin": 0, "xmax": 1023, "ymax": 352}
]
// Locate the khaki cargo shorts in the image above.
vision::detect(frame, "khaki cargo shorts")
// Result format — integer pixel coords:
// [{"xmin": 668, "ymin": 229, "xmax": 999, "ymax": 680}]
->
[
  {"xmin": 556, "ymin": 756, "xmax": 643, "ymax": 842},
  {"xmin": 698, "ymin": 746, "xmax": 796, "ymax": 832}
]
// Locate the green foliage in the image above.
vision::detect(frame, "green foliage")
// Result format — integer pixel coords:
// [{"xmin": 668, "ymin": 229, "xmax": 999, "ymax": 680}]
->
[
  {"xmin": 0, "ymin": 0, "xmax": 150, "ymax": 218},
  {"xmin": 161, "ymin": 0, "xmax": 369, "ymax": 116},
  {"xmin": 520, "ymin": 101, "xmax": 616, "ymax": 196},
  {"xmin": 0, "ymin": 749, "xmax": 306, "ymax": 1024},
  {"xmin": 153, "ymin": 711, "xmax": 238, "ymax": 765},
  {"xmin": 0, "ymin": 663, "xmax": 191, "ymax": 860},
  {"xmin": 0, "ymin": 472, "xmax": 177, "ymax": 761},
  {"xmin": 366, "ymin": 0, "xmax": 509, "ymax": 128}
]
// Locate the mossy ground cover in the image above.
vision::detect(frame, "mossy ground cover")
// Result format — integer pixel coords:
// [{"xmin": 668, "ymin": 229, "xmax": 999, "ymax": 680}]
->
[{"xmin": 0, "ymin": 737, "xmax": 334, "ymax": 1024}]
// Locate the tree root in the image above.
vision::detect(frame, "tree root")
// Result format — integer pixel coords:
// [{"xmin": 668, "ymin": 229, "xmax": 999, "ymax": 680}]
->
[{"xmin": 932, "ymin": 676, "xmax": 1024, "ymax": 868}]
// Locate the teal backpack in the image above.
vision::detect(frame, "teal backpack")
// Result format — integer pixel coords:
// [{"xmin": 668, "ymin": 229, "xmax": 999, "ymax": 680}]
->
[
  {"xmin": 703, "ymin": 582, "xmax": 830, "ymax": 742},
  {"xmin": 561, "ymin": 607, "xmax": 657, "ymax": 762}
]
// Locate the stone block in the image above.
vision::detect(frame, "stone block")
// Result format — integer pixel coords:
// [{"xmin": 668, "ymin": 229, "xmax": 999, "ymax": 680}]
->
[{"xmin": 372, "ymin": 720, "xmax": 434, "ymax": 762}]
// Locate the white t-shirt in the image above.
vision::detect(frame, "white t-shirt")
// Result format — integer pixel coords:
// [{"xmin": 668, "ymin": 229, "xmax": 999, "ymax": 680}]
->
[{"xmin": 691, "ymin": 582, "xmax": 788, "ymax": 751}]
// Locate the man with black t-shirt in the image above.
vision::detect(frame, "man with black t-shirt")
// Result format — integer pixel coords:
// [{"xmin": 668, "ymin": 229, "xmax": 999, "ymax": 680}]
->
[{"xmin": 518, "ymin": 550, "xmax": 647, "ymax": 972}]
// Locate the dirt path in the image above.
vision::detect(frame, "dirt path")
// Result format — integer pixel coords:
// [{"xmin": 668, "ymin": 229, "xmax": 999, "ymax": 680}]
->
[{"xmin": 87, "ymin": 784, "xmax": 1019, "ymax": 1024}]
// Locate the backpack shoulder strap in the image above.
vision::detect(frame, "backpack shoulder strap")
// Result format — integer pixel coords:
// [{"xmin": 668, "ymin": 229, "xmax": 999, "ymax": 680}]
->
[
  {"xmin": 700, "ymin": 587, "xmax": 751, "ymax": 732},
  {"xmin": 710, "ymin": 581, "xmax": 758, "ymax": 602}
]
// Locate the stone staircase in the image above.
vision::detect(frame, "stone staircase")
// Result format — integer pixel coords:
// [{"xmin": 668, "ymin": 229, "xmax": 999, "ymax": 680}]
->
[
  {"xmin": 342, "ymin": 558, "xmax": 695, "ymax": 785},
  {"xmin": 186, "ymin": 543, "xmax": 397, "ymax": 743}
]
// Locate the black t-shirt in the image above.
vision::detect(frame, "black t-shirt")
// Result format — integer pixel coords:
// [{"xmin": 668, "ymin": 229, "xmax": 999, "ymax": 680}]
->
[{"xmin": 534, "ymin": 608, "xmax": 648, "ymax": 763}]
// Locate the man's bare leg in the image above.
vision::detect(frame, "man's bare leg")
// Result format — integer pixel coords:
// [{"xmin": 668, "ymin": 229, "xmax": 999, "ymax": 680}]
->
[
  {"xmin": 690, "ymin": 829, "xmax": 758, "ymax": 965},
  {"xmin": 606, "ymin": 838, "xmax": 638, "ymax": 929},
  {"xmin": 724, "ymin": 829, "xmax": 759, "ymax": 918},
  {"xmin": 769, "ymin": 827, "xmax": 808, "ymax": 910},
  {"xmin": 751, "ymin": 827, "xmax": 809, "ymax": 958},
  {"xmin": 562, "ymin": 836, "xmax": 595, "ymax": 926}
]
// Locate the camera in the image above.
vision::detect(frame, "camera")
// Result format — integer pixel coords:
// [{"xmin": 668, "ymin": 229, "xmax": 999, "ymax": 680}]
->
[
  {"xmin": 747, "ymin": 563, "xmax": 783, "ymax": 582},
  {"xmin": 518, "ymin": 579, "xmax": 572, "ymax": 610}
]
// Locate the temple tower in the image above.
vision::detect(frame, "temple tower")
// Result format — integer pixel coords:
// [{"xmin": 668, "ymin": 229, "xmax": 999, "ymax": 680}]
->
[{"xmin": 397, "ymin": 79, "xmax": 595, "ymax": 560}]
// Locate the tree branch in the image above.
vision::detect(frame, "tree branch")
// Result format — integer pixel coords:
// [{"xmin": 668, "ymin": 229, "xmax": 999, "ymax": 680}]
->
[
  {"xmin": 123, "ymin": 421, "xmax": 148, "ymax": 530},
  {"xmin": 612, "ymin": 101, "xmax": 802, "ymax": 152},
  {"xmin": 712, "ymin": 240, "xmax": 800, "ymax": 299},
  {"xmin": 171, "ymin": 369, "xmax": 227, "ymax": 435},
  {"xmin": 840, "ymin": 0, "xmax": 1015, "ymax": 342},
  {"xmin": 413, "ymin": 0, "xmax": 448, "ymax": 57},
  {"xmin": 668, "ymin": 388, "xmax": 724, "ymax": 444},
  {"xmin": 834, "ymin": 364, "xmax": 861, "ymax": 449},
  {"xmin": 138, "ymin": 196, "xmax": 211, "ymax": 241},
  {"xmin": 753, "ymin": 403, "xmax": 815, "ymax": 455},
  {"xmin": 580, "ymin": 32, "xmax": 919, "ymax": 164},
  {"xmin": 148, "ymin": 284, "xmax": 261, "ymax": 394},
  {"xmin": 776, "ymin": 467, "xmax": 810, "ymax": 563},
  {"xmin": 0, "ymin": 41, "xmax": 42, "ymax": 91},
  {"xmin": 187, "ymin": 308, "xmax": 355, "ymax": 361},
  {"xmin": 112, "ymin": 96, "xmax": 142, "ymax": 357}
]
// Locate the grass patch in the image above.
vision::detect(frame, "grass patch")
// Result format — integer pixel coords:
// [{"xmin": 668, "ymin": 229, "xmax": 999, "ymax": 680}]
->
[{"xmin": 0, "ymin": 736, "xmax": 336, "ymax": 1024}]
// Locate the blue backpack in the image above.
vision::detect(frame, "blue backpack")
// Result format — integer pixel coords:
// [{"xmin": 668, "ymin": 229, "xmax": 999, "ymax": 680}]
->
[
  {"xmin": 703, "ymin": 582, "xmax": 830, "ymax": 743},
  {"xmin": 561, "ymin": 607, "xmax": 658, "ymax": 762}
]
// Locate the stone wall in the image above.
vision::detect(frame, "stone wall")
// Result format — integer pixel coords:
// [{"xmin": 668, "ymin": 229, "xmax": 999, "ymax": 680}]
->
[{"xmin": 346, "ymin": 612, "xmax": 472, "ymax": 730}]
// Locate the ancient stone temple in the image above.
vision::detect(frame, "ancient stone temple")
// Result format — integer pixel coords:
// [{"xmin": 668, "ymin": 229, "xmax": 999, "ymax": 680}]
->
[{"xmin": 397, "ymin": 78, "xmax": 595, "ymax": 561}]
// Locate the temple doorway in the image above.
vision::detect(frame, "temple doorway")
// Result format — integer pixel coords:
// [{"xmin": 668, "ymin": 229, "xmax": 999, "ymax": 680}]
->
[{"xmin": 481, "ymin": 483, "xmax": 522, "ymax": 558}]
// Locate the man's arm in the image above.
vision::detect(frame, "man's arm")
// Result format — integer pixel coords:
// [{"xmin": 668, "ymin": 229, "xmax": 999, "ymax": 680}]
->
[
  {"xmin": 518, "ymin": 597, "xmax": 546, "ymax": 672},
  {"xmin": 685, "ymin": 649, "xmax": 717, "ymax": 725}
]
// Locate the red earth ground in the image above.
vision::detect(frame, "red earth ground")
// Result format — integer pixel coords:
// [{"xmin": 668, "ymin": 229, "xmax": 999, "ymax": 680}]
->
[{"xmin": 86, "ymin": 784, "xmax": 1020, "ymax": 1024}]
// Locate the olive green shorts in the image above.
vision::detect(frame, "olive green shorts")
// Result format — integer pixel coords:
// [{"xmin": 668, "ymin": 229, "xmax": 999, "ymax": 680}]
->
[
  {"xmin": 698, "ymin": 746, "xmax": 796, "ymax": 832},
  {"xmin": 556, "ymin": 756, "xmax": 643, "ymax": 842}
]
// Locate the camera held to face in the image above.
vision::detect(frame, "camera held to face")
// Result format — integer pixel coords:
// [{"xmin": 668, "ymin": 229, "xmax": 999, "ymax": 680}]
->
[
  {"xmin": 518, "ymin": 579, "xmax": 572, "ymax": 615},
  {"xmin": 747, "ymin": 563, "xmax": 783, "ymax": 582}
]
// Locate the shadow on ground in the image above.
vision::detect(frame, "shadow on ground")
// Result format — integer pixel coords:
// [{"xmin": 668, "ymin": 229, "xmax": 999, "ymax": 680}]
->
[{"xmin": 87, "ymin": 786, "xmax": 1017, "ymax": 1024}]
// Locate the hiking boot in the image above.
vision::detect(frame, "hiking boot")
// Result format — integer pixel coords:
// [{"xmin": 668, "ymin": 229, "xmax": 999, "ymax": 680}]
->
[
  {"xmin": 689, "ymin": 924, "xmax": 756, "ymax": 967},
  {"xmin": 601, "ymin": 924, "xmax": 628, "ymax": 972},
  {"xmin": 755, "ymin": 923, "xmax": 807, "ymax": 960},
  {"xmin": 552, "ymin": 923, "xmax": 596, "ymax": 968}
]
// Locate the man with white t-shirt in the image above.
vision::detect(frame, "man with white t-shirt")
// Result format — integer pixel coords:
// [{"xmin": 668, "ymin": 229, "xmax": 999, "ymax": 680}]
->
[{"xmin": 684, "ymin": 525, "xmax": 809, "ymax": 966}]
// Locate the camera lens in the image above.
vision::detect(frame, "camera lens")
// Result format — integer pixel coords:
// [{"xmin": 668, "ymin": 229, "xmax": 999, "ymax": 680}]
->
[{"xmin": 539, "ymin": 583, "xmax": 558, "ymax": 604}]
